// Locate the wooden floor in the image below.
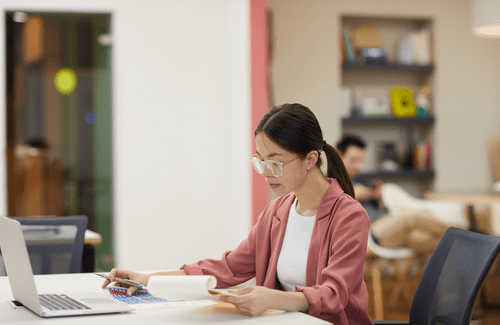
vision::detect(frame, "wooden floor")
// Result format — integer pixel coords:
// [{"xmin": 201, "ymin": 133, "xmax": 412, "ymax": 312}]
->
[{"xmin": 365, "ymin": 270, "xmax": 500, "ymax": 324}]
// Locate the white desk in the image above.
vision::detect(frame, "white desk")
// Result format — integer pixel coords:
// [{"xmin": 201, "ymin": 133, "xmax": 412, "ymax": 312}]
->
[
  {"xmin": 0, "ymin": 273, "xmax": 330, "ymax": 325},
  {"xmin": 424, "ymin": 191, "xmax": 500, "ymax": 234},
  {"xmin": 84, "ymin": 229, "xmax": 102, "ymax": 245}
]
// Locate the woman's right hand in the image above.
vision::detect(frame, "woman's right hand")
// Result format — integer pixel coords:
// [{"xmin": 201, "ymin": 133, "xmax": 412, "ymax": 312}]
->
[{"xmin": 101, "ymin": 269, "xmax": 151, "ymax": 296}]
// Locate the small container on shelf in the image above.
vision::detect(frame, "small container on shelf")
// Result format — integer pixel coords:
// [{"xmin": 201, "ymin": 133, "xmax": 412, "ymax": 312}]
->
[{"xmin": 357, "ymin": 47, "xmax": 387, "ymax": 65}]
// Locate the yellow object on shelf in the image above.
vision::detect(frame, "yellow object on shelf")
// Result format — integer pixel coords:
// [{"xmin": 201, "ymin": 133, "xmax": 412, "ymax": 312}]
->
[{"xmin": 390, "ymin": 87, "xmax": 416, "ymax": 117}]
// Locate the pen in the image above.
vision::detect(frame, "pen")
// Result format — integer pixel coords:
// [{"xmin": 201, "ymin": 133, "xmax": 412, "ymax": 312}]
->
[{"xmin": 96, "ymin": 273, "xmax": 146, "ymax": 289}]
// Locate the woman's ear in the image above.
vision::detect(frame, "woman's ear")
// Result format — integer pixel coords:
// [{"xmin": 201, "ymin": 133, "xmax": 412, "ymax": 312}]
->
[{"xmin": 305, "ymin": 150, "xmax": 319, "ymax": 170}]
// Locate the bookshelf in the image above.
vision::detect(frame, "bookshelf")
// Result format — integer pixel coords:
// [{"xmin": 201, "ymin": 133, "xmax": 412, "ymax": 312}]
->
[
  {"xmin": 340, "ymin": 15, "xmax": 435, "ymax": 195},
  {"xmin": 342, "ymin": 62, "xmax": 435, "ymax": 72},
  {"xmin": 342, "ymin": 116, "xmax": 435, "ymax": 126}
]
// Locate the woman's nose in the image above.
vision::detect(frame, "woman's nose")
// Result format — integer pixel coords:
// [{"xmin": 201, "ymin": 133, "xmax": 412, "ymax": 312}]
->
[{"xmin": 262, "ymin": 165, "xmax": 274, "ymax": 177}]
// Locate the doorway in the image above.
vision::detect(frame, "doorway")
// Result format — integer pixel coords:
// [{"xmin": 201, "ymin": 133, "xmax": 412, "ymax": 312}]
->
[{"xmin": 5, "ymin": 11, "xmax": 113, "ymax": 271}]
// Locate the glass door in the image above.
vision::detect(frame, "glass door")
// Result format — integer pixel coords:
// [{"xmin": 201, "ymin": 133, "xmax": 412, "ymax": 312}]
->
[{"xmin": 5, "ymin": 12, "xmax": 114, "ymax": 271}]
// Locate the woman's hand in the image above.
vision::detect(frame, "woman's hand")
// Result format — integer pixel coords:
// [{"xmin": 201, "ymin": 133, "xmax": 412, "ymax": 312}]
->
[
  {"xmin": 219, "ymin": 286, "xmax": 276, "ymax": 317},
  {"xmin": 101, "ymin": 269, "xmax": 151, "ymax": 296}
]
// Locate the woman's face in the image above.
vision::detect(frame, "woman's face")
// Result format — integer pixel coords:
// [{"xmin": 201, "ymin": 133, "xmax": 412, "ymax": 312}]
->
[{"xmin": 255, "ymin": 132, "xmax": 313, "ymax": 197}]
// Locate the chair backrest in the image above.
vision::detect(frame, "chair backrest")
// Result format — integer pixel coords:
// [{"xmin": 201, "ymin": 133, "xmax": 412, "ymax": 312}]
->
[
  {"xmin": 7, "ymin": 216, "xmax": 88, "ymax": 274},
  {"xmin": 409, "ymin": 227, "xmax": 500, "ymax": 325}
]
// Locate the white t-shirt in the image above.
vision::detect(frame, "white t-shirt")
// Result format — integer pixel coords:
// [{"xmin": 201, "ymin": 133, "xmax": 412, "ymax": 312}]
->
[{"xmin": 276, "ymin": 198, "xmax": 316, "ymax": 292}]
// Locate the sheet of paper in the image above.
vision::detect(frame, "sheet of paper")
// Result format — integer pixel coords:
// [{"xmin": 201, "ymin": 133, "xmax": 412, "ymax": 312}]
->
[{"xmin": 147, "ymin": 275, "xmax": 235, "ymax": 300}]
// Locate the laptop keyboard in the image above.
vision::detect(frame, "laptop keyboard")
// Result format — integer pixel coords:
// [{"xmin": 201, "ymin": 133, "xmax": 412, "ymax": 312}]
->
[{"xmin": 39, "ymin": 294, "xmax": 91, "ymax": 310}]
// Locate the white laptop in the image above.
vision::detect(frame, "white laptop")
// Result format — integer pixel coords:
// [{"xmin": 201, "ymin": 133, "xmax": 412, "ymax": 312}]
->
[{"xmin": 0, "ymin": 216, "xmax": 134, "ymax": 317}]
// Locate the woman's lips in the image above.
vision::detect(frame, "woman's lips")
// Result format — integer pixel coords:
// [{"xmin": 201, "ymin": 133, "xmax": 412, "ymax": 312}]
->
[{"xmin": 268, "ymin": 183, "xmax": 280, "ymax": 189}]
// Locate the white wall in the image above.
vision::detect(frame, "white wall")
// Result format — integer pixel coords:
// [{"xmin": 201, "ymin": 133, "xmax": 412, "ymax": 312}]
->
[
  {"xmin": 268, "ymin": 0, "xmax": 500, "ymax": 194},
  {"xmin": 0, "ymin": 0, "xmax": 252, "ymax": 270}
]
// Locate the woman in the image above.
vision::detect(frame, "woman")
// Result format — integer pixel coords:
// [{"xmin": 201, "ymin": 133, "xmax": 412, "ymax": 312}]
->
[{"xmin": 102, "ymin": 103, "xmax": 372, "ymax": 325}]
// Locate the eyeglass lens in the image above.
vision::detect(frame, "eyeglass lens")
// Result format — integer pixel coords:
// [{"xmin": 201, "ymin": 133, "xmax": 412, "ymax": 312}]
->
[{"xmin": 251, "ymin": 157, "xmax": 282, "ymax": 177}]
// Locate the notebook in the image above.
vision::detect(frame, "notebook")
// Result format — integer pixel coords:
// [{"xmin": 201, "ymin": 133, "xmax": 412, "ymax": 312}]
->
[{"xmin": 0, "ymin": 216, "xmax": 134, "ymax": 317}]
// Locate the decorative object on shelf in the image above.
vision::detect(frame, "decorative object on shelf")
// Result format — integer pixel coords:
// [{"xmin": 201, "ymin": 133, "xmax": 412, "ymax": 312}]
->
[
  {"xmin": 352, "ymin": 26, "xmax": 383, "ymax": 48},
  {"xmin": 350, "ymin": 105, "xmax": 363, "ymax": 118},
  {"xmin": 358, "ymin": 47, "xmax": 387, "ymax": 65},
  {"xmin": 390, "ymin": 87, "xmax": 417, "ymax": 117},
  {"xmin": 351, "ymin": 26, "xmax": 385, "ymax": 65},
  {"xmin": 416, "ymin": 84, "xmax": 432, "ymax": 117},
  {"xmin": 349, "ymin": 88, "xmax": 363, "ymax": 117},
  {"xmin": 361, "ymin": 97, "xmax": 390, "ymax": 116},
  {"xmin": 377, "ymin": 142, "xmax": 401, "ymax": 172}
]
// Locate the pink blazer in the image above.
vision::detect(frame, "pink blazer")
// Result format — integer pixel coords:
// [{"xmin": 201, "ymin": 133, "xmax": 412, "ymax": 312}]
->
[{"xmin": 182, "ymin": 178, "xmax": 372, "ymax": 325}]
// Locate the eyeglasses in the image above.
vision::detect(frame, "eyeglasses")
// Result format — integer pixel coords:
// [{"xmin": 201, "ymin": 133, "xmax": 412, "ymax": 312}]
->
[{"xmin": 250, "ymin": 154, "xmax": 302, "ymax": 177}]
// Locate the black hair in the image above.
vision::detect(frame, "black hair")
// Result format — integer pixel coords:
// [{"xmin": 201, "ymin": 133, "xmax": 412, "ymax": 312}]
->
[
  {"xmin": 336, "ymin": 135, "xmax": 366, "ymax": 155},
  {"xmin": 255, "ymin": 103, "xmax": 354, "ymax": 198}
]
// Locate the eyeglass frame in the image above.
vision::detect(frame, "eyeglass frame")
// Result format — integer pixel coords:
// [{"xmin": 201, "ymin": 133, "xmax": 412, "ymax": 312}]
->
[{"xmin": 250, "ymin": 153, "xmax": 305, "ymax": 177}]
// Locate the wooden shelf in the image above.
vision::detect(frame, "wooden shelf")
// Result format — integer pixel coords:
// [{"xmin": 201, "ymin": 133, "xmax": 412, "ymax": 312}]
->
[
  {"xmin": 342, "ymin": 62, "xmax": 435, "ymax": 72},
  {"xmin": 356, "ymin": 169, "xmax": 435, "ymax": 180},
  {"xmin": 341, "ymin": 15, "xmax": 436, "ymax": 192},
  {"xmin": 342, "ymin": 116, "xmax": 435, "ymax": 126}
]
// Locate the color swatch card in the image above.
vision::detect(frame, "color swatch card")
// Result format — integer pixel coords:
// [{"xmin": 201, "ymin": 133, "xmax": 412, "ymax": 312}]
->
[{"xmin": 104, "ymin": 286, "xmax": 216, "ymax": 309}]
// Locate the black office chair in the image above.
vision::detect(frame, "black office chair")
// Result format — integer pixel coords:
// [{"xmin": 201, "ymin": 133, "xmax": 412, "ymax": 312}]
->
[
  {"xmin": 373, "ymin": 227, "xmax": 500, "ymax": 325},
  {"xmin": 5, "ymin": 216, "xmax": 88, "ymax": 274}
]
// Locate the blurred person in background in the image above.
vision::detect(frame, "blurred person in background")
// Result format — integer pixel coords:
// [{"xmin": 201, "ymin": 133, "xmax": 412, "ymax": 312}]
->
[{"xmin": 337, "ymin": 135, "xmax": 453, "ymax": 253}]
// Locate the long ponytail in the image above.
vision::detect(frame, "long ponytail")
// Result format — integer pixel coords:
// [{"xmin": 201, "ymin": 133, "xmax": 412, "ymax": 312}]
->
[{"xmin": 322, "ymin": 143, "xmax": 355, "ymax": 199}]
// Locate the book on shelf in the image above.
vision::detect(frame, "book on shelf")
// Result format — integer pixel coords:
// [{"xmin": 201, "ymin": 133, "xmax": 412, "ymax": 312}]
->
[
  {"xmin": 413, "ymin": 140, "xmax": 432, "ymax": 170},
  {"xmin": 343, "ymin": 30, "xmax": 356, "ymax": 63},
  {"xmin": 398, "ymin": 28, "xmax": 433, "ymax": 65}
]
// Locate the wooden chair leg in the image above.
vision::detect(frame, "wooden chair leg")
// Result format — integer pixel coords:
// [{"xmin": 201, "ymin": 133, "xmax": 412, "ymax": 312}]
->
[
  {"xmin": 389, "ymin": 256, "xmax": 414, "ymax": 306},
  {"xmin": 370, "ymin": 259, "xmax": 384, "ymax": 320},
  {"xmin": 415, "ymin": 253, "xmax": 428, "ymax": 277}
]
